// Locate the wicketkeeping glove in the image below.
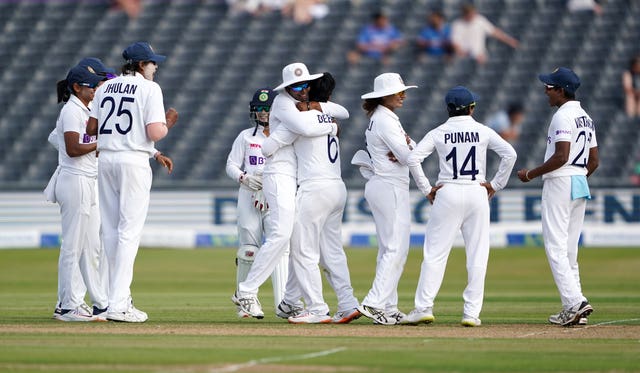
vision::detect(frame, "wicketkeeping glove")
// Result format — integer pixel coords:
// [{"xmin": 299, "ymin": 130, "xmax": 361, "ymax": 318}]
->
[
  {"xmin": 239, "ymin": 173, "xmax": 262, "ymax": 191},
  {"xmin": 252, "ymin": 190, "xmax": 268, "ymax": 212}
]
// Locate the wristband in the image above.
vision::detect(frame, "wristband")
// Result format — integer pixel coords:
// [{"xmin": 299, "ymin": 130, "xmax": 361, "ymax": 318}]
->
[{"xmin": 525, "ymin": 170, "xmax": 531, "ymax": 181}]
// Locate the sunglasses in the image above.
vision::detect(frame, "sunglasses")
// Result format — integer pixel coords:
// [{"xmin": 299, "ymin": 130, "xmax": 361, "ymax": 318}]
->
[
  {"xmin": 254, "ymin": 105, "xmax": 270, "ymax": 112},
  {"xmin": 289, "ymin": 82, "xmax": 310, "ymax": 92},
  {"xmin": 78, "ymin": 82, "xmax": 97, "ymax": 88},
  {"xmin": 544, "ymin": 84, "xmax": 559, "ymax": 90}
]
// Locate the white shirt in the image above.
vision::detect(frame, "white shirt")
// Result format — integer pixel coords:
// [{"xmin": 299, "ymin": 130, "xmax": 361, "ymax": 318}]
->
[
  {"xmin": 263, "ymin": 91, "xmax": 340, "ymax": 177},
  {"xmin": 451, "ymin": 14, "xmax": 495, "ymax": 58},
  {"xmin": 262, "ymin": 102, "xmax": 349, "ymax": 183},
  {"xmin": 226, "ymin": 126, "xmax": 268, "ymax": 188},
  {"xmin": 56, "ymin": 95, "xmax": 97, "ymax": 177},
  {"xmin": 90, "ymin": 72, "xmax": 166, "ymax": 158},
  {"xmin": 365, "ymin": 105, "xmax": 415, "ymax": 187},
  {"xmin": 408, "ymin": 115, "xmax": 517, "ymax": 195},
  {"xmin": 543, "ymin": 101, "xmax": 597, "ymax": 179}
]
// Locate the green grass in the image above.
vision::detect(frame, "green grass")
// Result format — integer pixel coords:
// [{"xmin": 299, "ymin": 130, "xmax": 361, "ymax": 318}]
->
[{"xmin": 1, "ymin": 247, "xmax": 639, "ymax": 372}]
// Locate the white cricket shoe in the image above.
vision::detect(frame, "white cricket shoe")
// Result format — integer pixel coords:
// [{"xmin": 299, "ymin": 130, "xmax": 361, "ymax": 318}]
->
[
  {"xmin": 461, "ymin": 315, "xmax": 482, "ymax": 327},
  {"xmin": 331, "ymin": 308, "xmax": 362, "ymax": 324},
  {"xmin": 54, "ymin": 303, "xmax": 97, "ymax": 322},
  {"xmin": 107, "ymin": 299, "xmax": 148, "ymax": 323},
  {"xmin": 288, "ymin": 312, "xmax": 331, "ymax": 324},
  {"xmin": 549, "ymin": 301, "xmax": 593, "ymax": 327},
  {"xmin": 402, "ymin": 308, "xmax": 435, "ymax": 325},
  {"xmin": 93, "ymin": 306, "xmax": 109, "ymax": 322},
  {"xmin": 276, "ymin": 300, "xmax": 304, "ymax": 319},
  {"xmin": 358, "ymin": 305, "xmax": 404, "ymax": 325},
  {"xmin": 231, "ymin": 292, "xmax": 264, "ymax": 319}
]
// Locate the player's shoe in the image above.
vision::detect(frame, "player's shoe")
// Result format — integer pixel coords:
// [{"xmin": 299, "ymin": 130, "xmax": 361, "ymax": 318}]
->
[
  {"xmin": 555, "ymin": 301, "xmax": 593, "ymax": 327},
  {"xmin": 578, "ymin": 316, "xmax": 588, "ymax": 325},
  {"xmin": 231, "ymin": 292, "xmax": 264, "ymax": 319},
  {"xmin": 331, "ymin": 307, "xmax": 362, "ymax": 324},
  {"xmin": 401, "ymin": 308, "xmax": 435, "ymax": 325},
  {"xmin": 461, "ymin": 315, "xmax": 482, "ymax": 327},
  {"xmin": 385, "ymin": 310, "xmax": 407, "ymax": 325},
  {"xmin": 358, "ymin": 304, "xmax": 402, "ymax": 325},
  {"xmin": 93, "ymin": 306, "xmax": 109, "ymax": 322},
  {"xmin": 275, "ymin": 300, "xmax": 304, "ymax": 319},
  {"xmin": 107, "ymin": 299, "xmax": 148, "ymax": 323},
  {"xmin": 54, "ymin": 303, "xmax": 97, "ymax": 322},
  {"xmin": 288, "ymin": 312, "xmax": 331, "ymax": 324}
]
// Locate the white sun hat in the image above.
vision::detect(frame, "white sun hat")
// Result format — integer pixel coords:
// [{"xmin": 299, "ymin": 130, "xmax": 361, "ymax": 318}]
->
[
  {"xmin": 274, "ymin": 62, "xmax": 324, "ymax": 91},
  {"xmin": 361, "ymin": 72, "xmax": 418, "ymax": 99}
]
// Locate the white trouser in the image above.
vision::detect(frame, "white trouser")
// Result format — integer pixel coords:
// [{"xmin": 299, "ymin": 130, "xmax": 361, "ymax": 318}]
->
[
  {"xmin": 414, "ymin": 183, "xmax": 490, "ymax": 319},
  {"xmin": 238, "ymin": 173, "xmax": 299, "ymax": 299},
  {"xmin": 362, "ymin": 177, "xmax": 410, "ymax": 311},
  {"xmin": 290, "ymin": 179, "xmax": 358, "ymax": 315},
  {"xmin": 98, "ymin": 152, "xmax": 151, "ymax": 313},
  {"xmin": 55, "ymin": 170, "xmax": 108, "ymax": 310},
  {"xmin": 541, "ymin": 176, "xmax": 587, "ymax": 309},
  {"xmin": 236, "ymin": 187, "xmax": 286, "ymax": 308}
]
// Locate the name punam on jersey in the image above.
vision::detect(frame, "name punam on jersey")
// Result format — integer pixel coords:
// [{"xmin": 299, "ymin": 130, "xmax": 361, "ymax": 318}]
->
[
  {"xmin": 103, "ymin": 82, "xmax": 138, "ymax": 95},
  {"xmin": 574, "ymin": 116, "xmax": 594, "ymax": 130},
  {"xmin": 444, "ymin": 131, "xmax": 479, "ymax": 144}
]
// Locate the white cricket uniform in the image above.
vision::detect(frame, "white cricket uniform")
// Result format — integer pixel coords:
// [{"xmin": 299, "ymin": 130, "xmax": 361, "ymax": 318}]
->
[
  {"xmin": 90, "ymin": 72, "xmax": 165, "ymax": 313},
  {"xmin": 226, "ymin": 126, "xmax": 288, "ymax": 308},
  {"xmin": 408, "ymin": 115, "xmax": 516, "ymax": 319},
  {"xmin": 540, "ymin": 101, "xmax": 597, "ymax": 309},
  {"xmin": 236, "ymin": 91, "xmax": 338, "ymax": 301},
  {"xmin": 362, "ymin": 105, "xmax": 415, "ymax": 312},
  {"xmin": 51, "ymin": 94, "xmax": 108, "ymax": 311},
  {"xmin": 262, "ymin": 104, "xmax": 357, "ymax": 317}
]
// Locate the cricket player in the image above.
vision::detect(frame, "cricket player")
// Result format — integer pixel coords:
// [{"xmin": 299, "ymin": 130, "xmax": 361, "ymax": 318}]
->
[
  {"xmin": 404, "ymin": 86, "xmax": 517, "ymax": 327},
  {"xmin": 232, "ymin": 62, "xmax": 343, "ymax": 319},
  {"xmin": 48, "ymin": 64, "xmax": 108, "ymax": 322},
  {"xmin": 261, "ymin": 73, "xmax": 360, "ymax": 324},
  {"xmin": 517, "ymin": 67, "xmax": 598, "ymax": 326},
  {"xmin": 226, "ymin": 87, "xmax": 290, "ymax": 316},
  {"xmin": 86, "ymin": 42, "xmax": 176, "ymax": 322},
  {"xmin": 358, "ymin": 73, "xmax": 417, "ymax": 325}
]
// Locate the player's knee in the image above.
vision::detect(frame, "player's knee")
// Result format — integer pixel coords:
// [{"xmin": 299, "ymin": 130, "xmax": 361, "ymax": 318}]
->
[{"xmin": 237, "ymin": 245, "xmax": 258, "ymax": 264}]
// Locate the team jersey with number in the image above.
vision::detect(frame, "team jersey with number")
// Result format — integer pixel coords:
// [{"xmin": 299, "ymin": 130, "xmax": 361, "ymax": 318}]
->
[
  {"xmin": 90, "ymin": 72, "xmax": 165, "ymax": 157},
  {"xmin": 408, "ymin": 115, "xmax": 516, "ymax": 195},
  {"xmin": 543, "ymin": 101, "xmax": 597, "ymax": 179},
  {"xmin": 226, "ymin": 127, "xmax": 268, "ymax": 184},
  {"xmin": 56, "ymin": 95, "xmax": 97, "ymax": 177},
  {"xmin": 264, "ymin": 92, "xmax": 343, "ymax": 178},
  {"xmin": 365, "ymin": 105, "xmax": 415, "ymax": 187}
]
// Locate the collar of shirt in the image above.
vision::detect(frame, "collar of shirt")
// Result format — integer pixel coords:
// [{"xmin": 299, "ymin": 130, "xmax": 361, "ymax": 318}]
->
[
  {"xmin": 68, "ymin": 93, "xmax": 91, "ymax": 113},
  {"xmin": 376, "ymin": 105, "xmax": 399, "ymax": 121},
  {"xmin": 558, "ymin": 100, "xmax": 581, "ymax": 111}
]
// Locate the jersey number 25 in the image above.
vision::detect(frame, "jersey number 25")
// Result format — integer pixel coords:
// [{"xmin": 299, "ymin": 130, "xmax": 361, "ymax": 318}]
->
[{"xmin": 99, "ymin": 96, "xmax": 135, "ymax": 135}]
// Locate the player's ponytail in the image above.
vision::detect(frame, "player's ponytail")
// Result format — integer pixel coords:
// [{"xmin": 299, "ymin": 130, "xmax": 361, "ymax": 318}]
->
[
  {"xmin": 121, "ymin": 61, "xmax": 138, "ymax": 76},
  {"xmin": 56, "ymin": 79, "xmax": 71, "ymax": 103},
  {"xmin": 362, "ymin": 98, "xmax": 382, "ymax": 117}
]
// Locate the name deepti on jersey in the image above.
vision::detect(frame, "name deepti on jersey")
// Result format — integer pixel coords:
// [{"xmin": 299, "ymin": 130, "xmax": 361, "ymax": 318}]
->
[
  {"xmin": 444, "ymin": 131, "xmax": 479, "ymax": 144},
  {"xmin": 103, "ymin": 82, "xmax": 138, "ymax": 95}
]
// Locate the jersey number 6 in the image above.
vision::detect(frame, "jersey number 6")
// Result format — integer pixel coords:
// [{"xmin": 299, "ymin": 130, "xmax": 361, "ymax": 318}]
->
[{"xmin": 99, "ymin": 96, "xmax": 135, "ymax": 135}]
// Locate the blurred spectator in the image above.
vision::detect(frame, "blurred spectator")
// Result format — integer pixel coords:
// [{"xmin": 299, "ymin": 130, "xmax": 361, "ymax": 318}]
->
[
  {"xmin": 111, "ymin": 0, "xmax": 142, "ymax": 18},
  {"xmin": 347, "ymin": 11, "xmax": 404, "ymax": 66},
  {"xmin": 282, "ymin": 0, "xmax": 329, "ymax": 24},
  {"xmin": 567, "ymin": 0, "xmax": 603, "ymax": 15},
  {"xmin": 227, "ymin": 0, "xmax": 285, "ymax": 17},
  {"xmin": 485, "ymin": 102, "xmax": 525, "ymax": 145},
  {"xmin": 631, "ymin": 159, "xmax": 640, "ymax": 186},
  {"xmin": 416, "ymin": 9, "xmax": 453, "ymax": 62},
  {"xmin": 450, "ymin": 3, "xmax": 519, "ymax": 65},
  {"xmin": 622, "ymin": 55, "xmax": 640, "ymax": 118}
]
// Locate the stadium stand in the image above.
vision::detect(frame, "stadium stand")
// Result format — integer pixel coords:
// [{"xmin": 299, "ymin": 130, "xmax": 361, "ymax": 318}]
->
[{"xmin": 0, "ymin": 0, "xmax": 638, "ymax": 190}]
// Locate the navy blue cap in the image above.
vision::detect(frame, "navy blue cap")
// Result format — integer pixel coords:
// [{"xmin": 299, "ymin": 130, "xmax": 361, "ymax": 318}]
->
[
  {"xmin": 66, "ymin": 64, "xmax": 103, "ymax": 90},
  {"xmin": 445, "ymin": 86, "xmax": 479, "ymax": 109},
  {"xmin": 250, "ymin": 88, "xmax": 277, "ymax": 107},
  {"xmin": 77, "ymin": 57, "xmax": 116, "ymax": 76},
  {"xmin": 538, "ymin": 67, "xmax": 580, "ymax": 94},
  {"xmin": 122, "ymin": 42, "xmax": 166, "ymax": 63}
]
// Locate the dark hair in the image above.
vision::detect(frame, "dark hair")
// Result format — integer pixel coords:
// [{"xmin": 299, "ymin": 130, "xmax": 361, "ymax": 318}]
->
[
  {"xmin": 309, "ymin": 72, "xmax": 335, "ymax": 102},
  {"xmin": 363, "ymin": 98, "xmax": 383, "ymax": 117},
  {"xmin": 506, "ymin": 102, "xmax": 524, "ymax": 116},
  {"xmin": 629, "ymin": 56, "xmax": 640, "ymax": 70},
  {"xmin": 121, "ymin": 60, "xmax": 151, "ymax": 75},
  {"xmin": 56, "ymin": 79, "xmax": 71, "ymax": 103},
  {"xmin": 563, "ymin": 90, "xmax": 576, "ymax": 100},
  {"xmin": 447, "ymin": 103, "xmax": 473, "ymax": 117}
]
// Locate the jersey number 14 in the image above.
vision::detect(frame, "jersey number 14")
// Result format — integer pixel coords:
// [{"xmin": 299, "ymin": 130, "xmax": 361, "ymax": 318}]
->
[{"xmin": 446, "ymin": 146, "xmax": 479, "ymax": 180}]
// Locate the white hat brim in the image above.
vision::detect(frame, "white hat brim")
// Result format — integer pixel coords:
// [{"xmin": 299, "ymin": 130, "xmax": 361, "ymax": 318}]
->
[
  {"xmin": 274, "ymin": 72, "xmax": 324, "ymax": 91},
  {"xmin": 361, "ymin": 85, "xmax": 417, "ymax": 100}
]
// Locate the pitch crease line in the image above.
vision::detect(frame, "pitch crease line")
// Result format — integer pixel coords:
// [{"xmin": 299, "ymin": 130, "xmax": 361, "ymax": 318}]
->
[
  {"xmin": 208, "ymin": 347, "xmax": 347, "ymax": 373},
  {"xmin": 519, "ymin": 318, "xmax": 640, "ymax": 338}
]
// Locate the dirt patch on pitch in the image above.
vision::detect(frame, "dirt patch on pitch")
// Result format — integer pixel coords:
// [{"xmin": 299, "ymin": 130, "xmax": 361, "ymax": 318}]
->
[{"xmin": 4, "ymin": 322, "xmax": 639, "ymax": 339}]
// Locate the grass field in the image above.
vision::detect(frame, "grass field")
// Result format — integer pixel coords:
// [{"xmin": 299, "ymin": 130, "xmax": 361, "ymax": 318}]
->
[{"xmin": 1, "ymin": 246, "xmax": 639, "ymax": 372}]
